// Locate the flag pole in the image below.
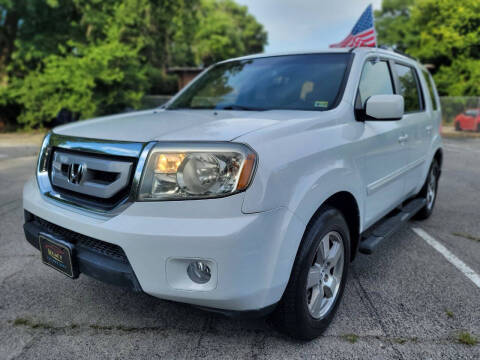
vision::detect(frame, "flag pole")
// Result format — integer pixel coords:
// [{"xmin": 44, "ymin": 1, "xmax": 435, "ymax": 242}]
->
[
  {"xmin": 372, "ymin": 3, "xmax": 378, "ymax": 50},
  {"xmin": 371, "ymin": 3, "xmax": 380, "ymax": 63}
]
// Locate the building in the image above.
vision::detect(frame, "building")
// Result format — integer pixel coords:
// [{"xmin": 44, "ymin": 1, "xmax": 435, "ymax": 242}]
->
[{"xmin": 168, "ymin": 67, "xmax": 204, "ymax": 90}]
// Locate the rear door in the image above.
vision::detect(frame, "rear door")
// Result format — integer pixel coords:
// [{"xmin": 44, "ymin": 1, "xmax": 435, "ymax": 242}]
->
[
  {"xmin": 355, "ymin": 58, "xmax": 410, "ymax": 227},
  {"xmin": 392, "ymin": 62, "xmax": 429, "ymax": 196}
]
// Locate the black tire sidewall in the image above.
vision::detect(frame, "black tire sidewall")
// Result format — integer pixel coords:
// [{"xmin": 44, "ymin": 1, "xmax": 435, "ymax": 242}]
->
[
  {"xmin": 292, "ymin": 207, "xmax": 351, "ymax": 337},
  {"xmin": 415, "ymin": 160, "xmax": 440, "ymax": 220}
]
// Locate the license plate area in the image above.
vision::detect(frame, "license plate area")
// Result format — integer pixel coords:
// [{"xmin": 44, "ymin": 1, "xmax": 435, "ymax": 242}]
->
[{"xmin": 39, "ymin": 234, "xmax": 78, "ymax": 278}]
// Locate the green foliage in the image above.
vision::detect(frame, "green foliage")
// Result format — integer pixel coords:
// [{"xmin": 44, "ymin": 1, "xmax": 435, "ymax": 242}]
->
[
  {"xmin": 376, "ymin": 0, "xmax": 480, "ymax": 96},
  {"xmin": 10, "ymin": 40, "xmax": 147, "ymax": 128},
  {"xmin": 0, "ymin": 0, "xmax": 267, "ymax": 129},
  {"xmin": 195, "ymin": 0, "xmax": 267, "ymax": 66},
  {"xmin": 456, "ymin": 331, "xmax": 478, "ymax": 346},
  {"xmin": 374, "ymin": 0, "xmax": 416, "ymax": 53}
]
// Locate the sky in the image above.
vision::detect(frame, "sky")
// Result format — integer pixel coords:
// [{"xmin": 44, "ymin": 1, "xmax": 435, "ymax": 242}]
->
[{"xmin": 236, "ymin": 0, "xmax": 383, "ymax": 53}]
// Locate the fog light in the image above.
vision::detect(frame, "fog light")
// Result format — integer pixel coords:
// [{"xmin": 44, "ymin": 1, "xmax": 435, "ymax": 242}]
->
[{"xmin": 187, "ymin": 261, "xmax": 211, "ymax": 284}]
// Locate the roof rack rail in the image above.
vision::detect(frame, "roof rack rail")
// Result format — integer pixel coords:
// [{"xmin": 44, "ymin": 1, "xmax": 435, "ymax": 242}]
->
[{"xmin": 377, "ymin": 45, "xmax": 417, "ymax": 60}]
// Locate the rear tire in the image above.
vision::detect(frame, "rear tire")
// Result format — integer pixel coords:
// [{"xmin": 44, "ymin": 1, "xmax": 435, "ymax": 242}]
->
[
  {"xmin": 270, "ymin": 206, "xmax": 350, "ymax": 340},
  {"xmin": 455, "ymin": 122, "xmax": 461, "ymax": 131},
  {"xmin": 414, "ymin": 160, "xmax": 440, "ymax": 220},
  {"xmin": 477, "ymin": 123, "xmax": 480, "ymax": 132}
]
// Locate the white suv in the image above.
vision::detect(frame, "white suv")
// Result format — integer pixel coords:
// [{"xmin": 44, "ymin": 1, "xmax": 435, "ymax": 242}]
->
[{"xmin": 23, "ymin": 48, "xmax": 442, "ymax": 340}]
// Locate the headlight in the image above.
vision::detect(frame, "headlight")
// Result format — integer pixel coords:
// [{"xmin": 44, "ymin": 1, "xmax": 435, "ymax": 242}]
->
[{"xmin": 138, "ymin": 142, "xmax": 257, "ymax": 201}]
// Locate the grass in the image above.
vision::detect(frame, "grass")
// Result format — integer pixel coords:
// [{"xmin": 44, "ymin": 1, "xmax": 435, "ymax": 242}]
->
[
  {"xmin": 445, "ymin": 309, "xmax": 454, "ymax": 318},
  {"xmin": 13, "ymin": 318, "xmax": 30, "ymax": 326},
  {"xmin": 452, "ymin": 232, "xmax": 480, "ymax": 243},
  {"xmin": 342, "ymin": 334, "xmax": 358, "ymax": 343},
  {"xmin": 13, "ymin": 317, "xmax": 53, "ymax": 330},
  {"xmin": 456, "ymin": 331, "xmax": 478, "ymax": 346},
  {"xmin": 89, "ymin": 324, "xmax": 138, "ymax": 332},
  {"xmin": 13, "ymin": 318, "xmax": 141, "ymax": 333}
]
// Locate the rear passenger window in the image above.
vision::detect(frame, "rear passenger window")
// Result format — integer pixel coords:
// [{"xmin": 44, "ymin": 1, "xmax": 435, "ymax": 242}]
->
[
  {"xmin": 395, "ymin": 64, "xmax": 422, "ymax": 113},
  {"xmin": 358, "ymin": 60, "xmax": 394, "ymax": 107},
  {"xmin": 422, "ymin": 70, "xmax": 438, "ymax": 111}
]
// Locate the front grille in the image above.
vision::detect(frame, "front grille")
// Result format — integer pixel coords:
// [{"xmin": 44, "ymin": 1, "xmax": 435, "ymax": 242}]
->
[
  {"xmin": 48, "ymin": 148, "xmax": 137, "ymax": 210},
  {"xmin": 30, "ymin": 214, "xmax": 128, "ymax": 264}
]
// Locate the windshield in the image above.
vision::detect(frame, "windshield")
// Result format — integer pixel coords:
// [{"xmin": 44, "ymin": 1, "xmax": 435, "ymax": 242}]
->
[{"xmin": 167, "ymin": 53, "xmax": 352, "ymax": 111}]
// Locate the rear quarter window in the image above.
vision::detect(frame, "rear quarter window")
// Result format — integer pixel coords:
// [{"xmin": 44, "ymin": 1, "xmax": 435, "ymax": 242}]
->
[
  {"xmin": 422, "ymin": 70, "xmax": 439, "ymax": 111},
  {"xmin": 394, "ymin": 63, "xmax": 423, "ymax": 113}
]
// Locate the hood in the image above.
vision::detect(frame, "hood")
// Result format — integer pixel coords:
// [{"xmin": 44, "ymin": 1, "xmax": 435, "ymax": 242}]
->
[{"xmin": 53, "ymin": 109, "xmax": 283, "ymax": 142}]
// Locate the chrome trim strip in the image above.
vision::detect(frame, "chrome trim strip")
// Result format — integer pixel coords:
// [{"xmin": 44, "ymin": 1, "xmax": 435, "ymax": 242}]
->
[
  {"xmin": 48, "ymin": 133, "xmax": 144, "ymax": 158},
  {"xmin": 367, "ymin": 157, "xmax": 426, "ymax": 195},
  {"xmin": 36, "ymin": 132, "xmax": 154, "ymax": 217}
]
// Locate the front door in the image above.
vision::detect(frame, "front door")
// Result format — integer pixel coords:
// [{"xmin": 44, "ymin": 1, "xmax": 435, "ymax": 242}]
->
[{"xmin": 354, "ymin": 58, "xmax": 410, "ymax": 227}]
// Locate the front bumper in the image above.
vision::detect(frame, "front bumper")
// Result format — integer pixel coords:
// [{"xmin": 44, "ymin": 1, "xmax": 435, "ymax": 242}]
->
[
  {"xmin": 24, "ymin": 212, "xmax": 142, "ymax": 292},
  {"xmin": 23, "ymin": 177, "xmax": 305, "ymax": 312}
]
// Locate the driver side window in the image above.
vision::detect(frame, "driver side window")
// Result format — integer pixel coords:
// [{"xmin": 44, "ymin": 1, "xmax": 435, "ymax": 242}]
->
[{"xmin": 357, "ymin": 60, "xmax": 394, "ymax": 108}]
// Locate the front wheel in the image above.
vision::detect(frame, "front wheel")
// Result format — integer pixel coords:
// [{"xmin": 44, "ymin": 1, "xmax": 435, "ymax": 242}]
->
[
  {"xmin": 455, "ymin": 122, "xmax": 461, "ymax": 131},
  {"xmin": 414, "ymin": 160, "xmax": 440, "ymax": 220},
  {"xmin": 477, "ymin": 123, "xmax": 480, "ymax": 132},
  {"xmin": 270, "ymin": 207, "xmax": 350, "ymax": 340}
]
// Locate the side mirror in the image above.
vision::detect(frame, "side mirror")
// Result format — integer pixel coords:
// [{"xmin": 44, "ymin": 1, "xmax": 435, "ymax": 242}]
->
[{"xmin": 365, "ymin": 94, "xmax": 404, "ymax": 121}]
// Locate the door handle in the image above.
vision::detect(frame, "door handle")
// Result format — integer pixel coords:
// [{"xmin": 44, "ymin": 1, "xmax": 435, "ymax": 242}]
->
[
  {"xmin": 425, "ymin": 125, "xmax": 433, "ymax": 134},
  {"xmin": 398, "ymin": 134, "xmax": 409, "ymax": 144}
]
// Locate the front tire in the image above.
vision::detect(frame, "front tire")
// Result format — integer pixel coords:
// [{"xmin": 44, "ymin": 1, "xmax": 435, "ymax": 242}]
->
[
  {"xmin": 455, "ymin": 122, "xmax": 461, "ymax": 131},
  {"xmin": 270, "ymin": 206, "xmax": 350, "ymax": 340},
  {"xmin": 414, "ymin": 160, "xmax": 440, "ymax": 220}
]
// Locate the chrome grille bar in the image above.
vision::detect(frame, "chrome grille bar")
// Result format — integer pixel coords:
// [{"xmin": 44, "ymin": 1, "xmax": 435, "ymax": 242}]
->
[{"xmin": 37, "ymin": 132, "xmax": 156, "ymax": 217}]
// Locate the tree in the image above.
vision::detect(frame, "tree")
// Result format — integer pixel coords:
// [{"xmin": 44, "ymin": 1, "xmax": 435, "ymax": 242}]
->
[
  {"xmin": 0, "ymin": 0, "xmax": 268, "ymax": 128},
  {"xmin": 0, "ymin": 0, "xmax": 82, "ymax": 85},
  {"xmin": 10, "ymin": 40, "xmax": 147, "ymax": 128},
  {"xmin": 375, "ymin": 0, "xmax": 480, "ymax": 96},
  {"xmin": 374, "ymin": 0, "xmax": 415, "ymax": 53},
  {"xmin": 195, "ymin": 0, "xmax": 267, "ymax": 66}
]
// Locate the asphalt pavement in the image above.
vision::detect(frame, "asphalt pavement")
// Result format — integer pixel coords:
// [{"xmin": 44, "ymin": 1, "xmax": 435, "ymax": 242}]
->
[{"xmin": 0, "ymin": 137, "xmax": 479, "ymax": 359}]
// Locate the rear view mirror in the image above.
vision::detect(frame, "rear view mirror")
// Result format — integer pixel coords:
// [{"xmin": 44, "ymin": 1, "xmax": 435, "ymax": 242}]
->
[{"xmin": 365, "ymin": 94, "xmax": 404, "ymax": 121}]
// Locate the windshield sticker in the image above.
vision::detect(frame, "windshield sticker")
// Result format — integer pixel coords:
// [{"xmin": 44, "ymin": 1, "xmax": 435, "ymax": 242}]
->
[{"xmin": 314, "ymin": 101, "xmax": 328, "ymax": 108}]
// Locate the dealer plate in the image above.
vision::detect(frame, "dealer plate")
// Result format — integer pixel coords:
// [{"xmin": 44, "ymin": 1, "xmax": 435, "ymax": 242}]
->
[{"xmin": 39, "ymin": 234, "xmax": 77, "ymax": 278}]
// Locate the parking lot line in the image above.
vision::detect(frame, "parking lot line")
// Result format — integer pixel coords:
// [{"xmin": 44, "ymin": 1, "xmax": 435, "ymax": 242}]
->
[
  {"xmin": 444, "ymin": 144, "xmax": 480, "ymax": 154},
  {"xmin": 412, "ymin": 227, "xmax": 480, "ymax": 289},
  {"xmin": 0, "ymin": 153, "xmax": 8, "ymax": 158}
]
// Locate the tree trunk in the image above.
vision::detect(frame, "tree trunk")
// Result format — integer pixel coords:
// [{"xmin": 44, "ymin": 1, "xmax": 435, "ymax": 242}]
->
[{"xmin": 0, "ymin": 9, "xmax": 20, "ymax": 85}]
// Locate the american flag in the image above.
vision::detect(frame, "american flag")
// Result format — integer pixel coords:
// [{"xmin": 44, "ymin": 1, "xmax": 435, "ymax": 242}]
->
[{"xmin": 329, "ymin": 4, "xmax": 376, "ymax": 48}]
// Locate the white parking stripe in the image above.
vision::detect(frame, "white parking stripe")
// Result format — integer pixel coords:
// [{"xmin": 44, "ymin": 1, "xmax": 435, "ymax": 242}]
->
[
  {"xmin": 443, "ymin": 146, "xmax": 462, "ymax": 153},
  {"xmin": 412, "ymin": 227, "xmax": 480, "ymax": 289},
  {"xmin": 0, "ymin": 154, "xmax": 7, "ymax": 159},
  {"xmin": 444, "ymin": 144, "xmax": 480, "ymax": 154}
]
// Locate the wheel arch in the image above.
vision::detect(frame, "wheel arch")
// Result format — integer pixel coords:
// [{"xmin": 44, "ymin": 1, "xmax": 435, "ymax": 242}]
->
[{"xmin": 306, "ymin": 191, "xmax": 361, "ymax": 262}]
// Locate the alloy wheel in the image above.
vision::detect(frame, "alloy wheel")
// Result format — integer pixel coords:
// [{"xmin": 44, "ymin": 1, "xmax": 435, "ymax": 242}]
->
[
  {"xmin": 306, "ymin": 231, "xmax": 344, "ymax": 319},
  {"xmin": 426, "ymin": 166, "xmax": 437, "ymax": 210}
]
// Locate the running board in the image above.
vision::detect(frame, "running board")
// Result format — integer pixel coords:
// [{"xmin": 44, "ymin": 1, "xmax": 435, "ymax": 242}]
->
[{"xmin": 359, "ymin": 198, "xmax": 427, "ymax": 255}]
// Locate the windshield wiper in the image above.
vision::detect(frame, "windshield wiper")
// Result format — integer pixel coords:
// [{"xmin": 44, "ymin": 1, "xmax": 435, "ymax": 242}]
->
[{"xmin": 217, "ymin": 104, "xmax": 266, "ymax": 111}]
